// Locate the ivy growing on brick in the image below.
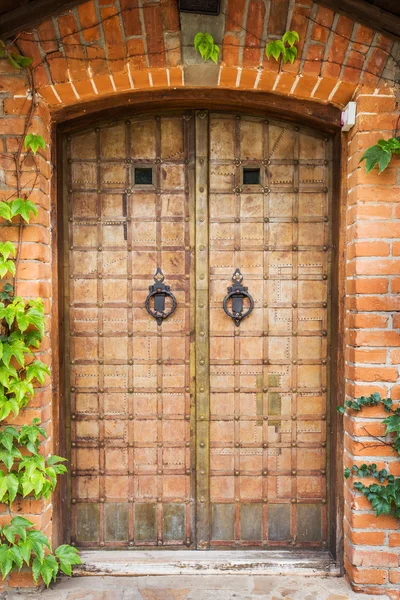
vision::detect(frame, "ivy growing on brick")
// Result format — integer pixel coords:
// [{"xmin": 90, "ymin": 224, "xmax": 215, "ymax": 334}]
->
[
  {"xmin": 338, "ymin": 393, "xmax": 400, "ymax": 519},
  {"xmin": 194, "ymin": 32, "xmax": 220, "ymax": 63},
  {"xmin": 360, "ymin": 137, "xmax": 400, "ymax": 173},
  {"xmin": 266, "ymin": 30, "xmax": 300, "ymax": 64},
  {"xmin": 0, "ymin": 46, "xmax": 81, "ymax": 587}
]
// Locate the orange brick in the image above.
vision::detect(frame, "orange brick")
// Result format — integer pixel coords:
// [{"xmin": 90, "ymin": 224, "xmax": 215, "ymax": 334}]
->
[
  {"xmin": 347, "ymin": 349, "xmax": 388, "ymax": 364},
  {"xmin": 352, "ymin": 296, "xmax": 400, "ymax": 312},
  {"xmin": 352, "ymin": 331, "xmax": 400, "ymax": 347},
  {"xmin": 78, "ymin": 0, "xmax": 102, "ymax": 42},
  {"xmin": 219, "ymin": 66, "xmax": 239, "ymax": 87},
  {"xmin": 312, "ymin": 77, "xmax": 337, "ymax": 101},
  {"xmin": 243, "ymin": 0, "xmax": 265, "ymax": 67},
  {"xmin": 349, "ymin": 530, "xmax": 386, "ymax": 546},
  {"xmin": 389, "ymin": 533, "xmax": 400, "ymax": 547},
  {"xmin": 348, "ymin": 420, "xmax": 387, "ymax": 437},
  {"xmin": 345, "ymin": 435, "xmax": 397, "ymax": 457},
  {"xmin": 347, "ymin": 278, "xmax": 388, "ymax": 294},
  {"xmin": 347, "ymin": 366, "xmax": 398, "ymax": 383},
  {"xmin": 9, "ymin": 570, "xmax": 40, "ymax": 588},
  {"xmin": 222, "ymin": 34, "xmax": 241, "ymax": 67},
  {"xmin": 239, "ymin": 69, "xmax": 257, "ymax": 89},
  {"xmin": 293, "ymin": 74, "xmax": 318, "ymax": 98},
  {"xmin": 351, "ymin": 512, "xmax": 398, "ymax": 530},
  {"xmin": 355, "ymin": 222, "xmax": 400, "ymax": 239},
  {"xmin": 389, "ymin": 569, "xmax": 400, "ymax": 584},
  {"xmin": 351, "ymin": 549, "xmax": 398, "ymax": 568},
  {"xmin": 349, "ymin": 314, "xmax": 389, "ymax": 329},
  {"xmin": 348, "ymin": 241, "xmax": 390, "ymax": 258}
]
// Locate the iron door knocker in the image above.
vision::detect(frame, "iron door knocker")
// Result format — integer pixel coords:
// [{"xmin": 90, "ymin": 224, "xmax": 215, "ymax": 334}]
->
[
  {"xmin": 223, "ymin": 268, "xmax": 254, "ymax": 326},
  {"xmin": 145, "ymin": 268, "xmax": 177, "ymax": 325}
]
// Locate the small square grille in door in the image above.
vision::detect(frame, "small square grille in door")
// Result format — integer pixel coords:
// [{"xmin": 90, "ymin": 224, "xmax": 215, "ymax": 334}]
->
[
  {"xmin": 243, "ymin": 167, "xmax": 260, "ymax": 185},
  {"xmin": 134, "ymin": 167, "xmax": 153, "ymax": 185}
]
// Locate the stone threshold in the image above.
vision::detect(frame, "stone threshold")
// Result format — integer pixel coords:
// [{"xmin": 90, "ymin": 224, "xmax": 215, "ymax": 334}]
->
[{"xmin": 74, "ymin": 550, "xmax": 341, "ymax": 577}]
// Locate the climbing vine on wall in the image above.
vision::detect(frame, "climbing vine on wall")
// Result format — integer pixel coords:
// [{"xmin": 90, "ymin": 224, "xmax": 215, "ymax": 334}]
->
[
  {"xmin": 0, "ymin": 41, "xmax": 81, "ymax": 586},
  {"xmin": 360, "ymin": 136, "xmax": 400, "ymax": 173},
  {"xmin": 266, "ymin": 31, "xmax": 300, "ymax": 64},
  {"xmin": 194, "ymin": 32, "xmax": 220, "ymax": 63},
  {"xmin": 338, "ymin": 394, "xmax": 400, "ymax": 519},
  {"xmin": 193, "ymin": 30, "xmax": 300, "ymax": 65}
]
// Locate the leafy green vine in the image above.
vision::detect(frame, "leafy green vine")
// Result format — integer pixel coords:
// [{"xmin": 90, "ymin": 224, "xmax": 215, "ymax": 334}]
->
[
  {"xmin": 360, "ymin": 137, "xmax": 400, "ymax": 173},
  {"xmin": 0, "ymin": 43, "xmax": 81, "ymax": 587},
  {"xmin": 194, "ymin": 32, "xmax": 220, "ymax": 63},
  {"xmin": 266, "ymin": 30, "xmax": 300, "ymax": 64},
  {"xmin": 338, "ymin": 393, "xmax": 400, "ymax": 518}
]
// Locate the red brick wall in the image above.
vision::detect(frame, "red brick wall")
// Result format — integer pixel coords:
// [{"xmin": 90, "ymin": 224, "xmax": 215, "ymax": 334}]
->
[
  {"xmin": 0, "ymin": 0, "xmax": 399, "ymax": 593},
  {"xmin": 344, "ymin": 89, "xmax": 400, "ymax": 598}
]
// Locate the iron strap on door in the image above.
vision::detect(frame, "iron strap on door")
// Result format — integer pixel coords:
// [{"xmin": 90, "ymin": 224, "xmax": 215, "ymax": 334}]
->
[{"xmin": 195, "ymin": 110, "xmax": 211, "ymax": 548}]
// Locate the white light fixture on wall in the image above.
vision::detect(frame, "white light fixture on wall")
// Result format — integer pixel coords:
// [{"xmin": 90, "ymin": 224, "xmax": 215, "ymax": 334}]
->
[{"xmin": 341, "ymin": 101, "xmax": 356, "ymax": 131}]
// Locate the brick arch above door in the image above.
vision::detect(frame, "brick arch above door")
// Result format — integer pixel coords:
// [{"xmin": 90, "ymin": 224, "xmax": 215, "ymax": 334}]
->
[{"xmin": 10, "ymin": 0, "xmax": 399, "ymax": 111}]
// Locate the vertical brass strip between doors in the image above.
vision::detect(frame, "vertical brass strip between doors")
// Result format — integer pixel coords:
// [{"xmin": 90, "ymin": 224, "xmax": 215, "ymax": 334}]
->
[{"xmin": 195, "ymin": 110, "xmax": 210, "ymax": 548}]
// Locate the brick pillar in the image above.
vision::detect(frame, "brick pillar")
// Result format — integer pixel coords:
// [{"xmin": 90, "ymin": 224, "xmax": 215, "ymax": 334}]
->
[
  {"xmin": 344, "ymin": 86, "xmax": 400, "ymax": 597},
  {"xmin": 0, "ymin": 60, "xmax": 53, "ymax": 589}
]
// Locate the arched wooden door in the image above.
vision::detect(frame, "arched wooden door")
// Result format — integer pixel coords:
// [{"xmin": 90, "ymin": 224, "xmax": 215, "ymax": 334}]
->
[{"xmin": 63, "ymin": 111, "xmax": 331, "ymax": 549}]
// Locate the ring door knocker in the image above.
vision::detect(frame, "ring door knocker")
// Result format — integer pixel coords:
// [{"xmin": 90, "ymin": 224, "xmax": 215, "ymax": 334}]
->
[
  {"xmin": 145, "ymin": 268, "xmax": 177, "ymax": 325},
  {"xmin": 223, "ymin": 268, "xmax": 254, "ymax": 326}
]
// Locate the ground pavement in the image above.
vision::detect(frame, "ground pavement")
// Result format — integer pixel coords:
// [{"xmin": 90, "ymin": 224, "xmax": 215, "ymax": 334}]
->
[{"xmin": 2, "ymin": 576, "xmax": 392, "ymax": 600}]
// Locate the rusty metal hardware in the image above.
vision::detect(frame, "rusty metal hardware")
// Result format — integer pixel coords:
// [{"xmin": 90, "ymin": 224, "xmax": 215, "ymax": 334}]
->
[
  {"xmin": 223, "ymin": 268, "xmax": 254, "ymax": 326},
  {"xmin": 145, "ymin": 268, "xmax": 177, "ymax": 325}
]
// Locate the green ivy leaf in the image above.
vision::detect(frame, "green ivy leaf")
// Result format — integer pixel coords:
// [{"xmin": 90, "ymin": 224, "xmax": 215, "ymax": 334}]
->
[
  {"xmin": 7, "ymin": 473, "xmax": 19, "ymax": 504},
  {"xmin": 0, "ymin": 363, "xmax": 18, "ymax": 389},
  {"xmin": 24, "ymin": 134, "xmax": 46, "ymax": 156},
  {"xmin": 0, "ymin": 447, "xmax": 21, "ymax": 471},
  {"xmin": 283, "ymin": 45, "xmax": 297, "ymax": 64},
  {"xmin": 11, "ymin": 516, "xmax": 34, "ymax": 530},
  {"xmin": 55, "ymin": 544, "xmax": 82, "ymax": 576},
  {"xmin": 0, "ymin": 258, "xmax": 16, "ymax": 278},
  {"xmin": 210, "ymin": 44, "xmax": 220, "ymax": 64},
  {"xmin": 0, "ymin": 242, "xmax": 16, "ymax": 261},
  {"xmin": 2, "ymin": 335, "xmax": 30, "ymax": 367},
  {"xmin": 19, "ymin": 539, "xmax": 33, "ymax": 566},
  {"xmin": 0, "ymin": 283, "xmax": 14, "ymax": 302},
  {"xmin": 8, "ymin": 379, "xmax": 34, "ymax": 404},
  {"xmin": 25, "ymin": 360, "xmax": 50, "ymax": 385},
  {"xmin": 47, "ymin": 455, "xmax": 67, "ymax": 466},
  {"xmin": 266, "ymin": 39, "xmax": 286, "ymax": 61},
  {"xmin": 0, "ymin": 426, "xmax": 19, "ymax": 451},
  {"xmin": 32, "ymin": 556, "xmax": 42, "ymax": 583},
  {"xmin": 0, "ymin": 203, "xmax": 11, "ymax": 222},
  {"xmin": 0, "ymin": 545, "xmax": 15, "ymax": 579},
  {"xmin": 194, "ymin": 32, "xmax": 219, "ymax": 63},
  {"xmin": 7, "ymin": 52, "xmax": 33, "ymax": 69},
  {"xmin": 360, "ymin": 144, "xmax": 393, "ymax": 174},
  {"xmin": 39, "ymin": 554, "xmax": 59, "ymax": 586},
  {"xmin": 8, "ymin": 546, "xmax": 22, "ymax": 571},
  {"xmin": 9, "ymin": 198, "xmax": 38, "ymax": 223},
  {"xmin": 282, "ymin": 30, "xmax": 300, "ymax": 47},
  {"xmin": 23, "ymin": 329, "xmax": 42, "ymax": 349}
]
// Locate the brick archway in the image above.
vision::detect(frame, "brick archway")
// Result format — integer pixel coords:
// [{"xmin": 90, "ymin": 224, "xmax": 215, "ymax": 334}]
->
[
  {"xmin": 10, "ymin": 0, "xmax": 397, "ymax": 111},
  {"xmin": 0, "ymin": 0, "xmax": 399, "ymax": 595}
]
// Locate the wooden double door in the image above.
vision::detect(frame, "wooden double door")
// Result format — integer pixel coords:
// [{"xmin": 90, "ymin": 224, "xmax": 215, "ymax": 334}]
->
[{"xmin": 64, "ymin": 110, "xmax": 331, "ymax": 549}]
